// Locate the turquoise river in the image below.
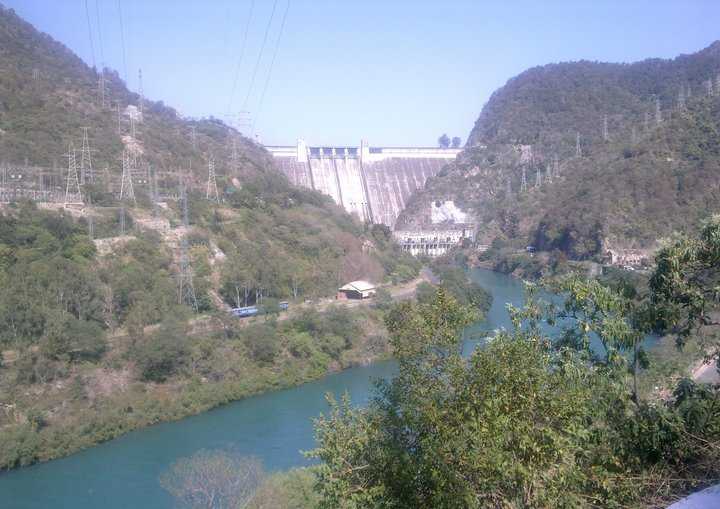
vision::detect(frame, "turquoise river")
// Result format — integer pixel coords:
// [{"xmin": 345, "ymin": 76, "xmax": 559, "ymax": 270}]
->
[{"xmin": 1, "ymin": 268, "xmax": 613, "ymax": 508}]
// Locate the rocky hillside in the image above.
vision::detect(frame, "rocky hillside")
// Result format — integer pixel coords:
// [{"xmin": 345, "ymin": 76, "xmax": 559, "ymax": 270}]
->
[{"xmin": 399, "ymin": 42, "xmax": 720, "ymax": 260}]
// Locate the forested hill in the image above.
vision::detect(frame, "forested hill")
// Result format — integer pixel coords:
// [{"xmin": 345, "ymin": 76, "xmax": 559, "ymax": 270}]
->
[
  {"xmin": 468, "ymin": 41, "xmax": 720, "ymax": 149},
  {"xmin": 398, "ymin": 42, "xmax": 720, "ymax": 260},
  {"xmin": 0, "ymin": 3, "xmax": 269, "ymax": 179}
]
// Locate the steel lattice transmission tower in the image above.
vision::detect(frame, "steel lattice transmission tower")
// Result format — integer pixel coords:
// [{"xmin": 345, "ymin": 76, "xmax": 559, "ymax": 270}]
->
[
  {"xmin": 535, "ymin": 165, "xmax": 542, "ymax": 188},
  {"xmin": 178, "ymin": 174, "xmax": 198, "ymax": 311},
  {"xmin": 678, "ymin": 85, "xmax": 686, "ymax": 109},
  {"xmin": 575, "ymin": 132, "xmax": 582, "ymax": 157},
  {"xmin": 230, "ymin": 136, "xmax": 240, "ymax": 176},
  {"xmin": 206, "ymin": 154, "xmax": 219, "ymax": 203},
  {"xmin": 97, "ymin": 70, "xmax": 107, "ymax": 109},
  {"xmin": 79, "ymin": 127, "xmax": 95, "ymax": 184},
  {"xmin": 655, "ymin": 96, "xmax": 662, "ymax": 124},
  {"xmin": 138, "ymin": 69, "xmax": 144, "ymax": 117},
  {"xmin": 64, "ymin": 142, "xmax": 83, "ymax": 205},
  {"xmin": 119, "ymin": 150, "xmax": 136, "ymax": 204},
  {"xmin": 545, "ymin": 162, "xmax": 553, "ymax": 184},
  {"xmin": 602, "ymin": 115, "xmax": 609, "ymax": 141},
  {"xmin": 520, "ymin": 167, "xmax": 527, "ymax": 193}
]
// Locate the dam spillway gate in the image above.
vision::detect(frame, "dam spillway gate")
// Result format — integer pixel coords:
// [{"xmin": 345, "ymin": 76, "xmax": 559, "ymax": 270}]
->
[{"xmin": 267, "ymin": 140, "xmax": 461, "ymax": 228}]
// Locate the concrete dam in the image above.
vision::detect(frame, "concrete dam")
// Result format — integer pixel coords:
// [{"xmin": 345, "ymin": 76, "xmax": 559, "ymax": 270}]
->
[{"xmin": 267, "ymin": 140, "xmax": 460, "ymax": 228}]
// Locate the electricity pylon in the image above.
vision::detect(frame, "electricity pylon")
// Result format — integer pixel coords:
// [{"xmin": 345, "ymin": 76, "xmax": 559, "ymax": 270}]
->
[
  {"xmin": 206, "ymin": 155, "xmax": 219, "ymax": 203},
  {"xmin": 178, "ymin": 174, "xmax": 198, "ymax": 311},
  {"xmin": 119, "ymin": 150, "xmax": 136, "ymax": 204},
  {"xmin": 64, "ymin": 142, "xmax": 83, "ymax": 205}
]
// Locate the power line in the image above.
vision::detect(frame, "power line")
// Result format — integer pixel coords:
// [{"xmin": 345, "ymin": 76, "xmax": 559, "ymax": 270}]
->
[
  {"xmin": 117, "ymin": 0, "xmax": 128, "ymax": 83},
  {"xmin": 242, "ymin": 0, "xmax": 279, "ymax": 110},
  {"xmin": 227, "ymin": 0, "xmax": 255, "ymax": 113},
  {"xmin": 94, "ymin": 0, "xmax": 105, "ymax": 65},
  {"xmin": 84, "ymin": 0, "xmax": 97, "ymax": 69},
  {"xmin": 252, "ymin": 0, "xmax": 290, "ymax": 134}
]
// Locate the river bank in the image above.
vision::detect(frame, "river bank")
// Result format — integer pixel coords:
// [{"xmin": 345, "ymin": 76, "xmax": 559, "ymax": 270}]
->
[
  {"xmin": 0, "ymin": 303, "xmax": 392, "ymax": 472},
  {"xmin": 0, "ymin": 269, "xmax": 448, "ymax": 472}
]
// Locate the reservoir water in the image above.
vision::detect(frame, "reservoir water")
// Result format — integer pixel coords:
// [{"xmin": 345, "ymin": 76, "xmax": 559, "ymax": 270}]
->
[{"xmin": 0, "ymin": 268, "xmax": 592, "ymax": 508}]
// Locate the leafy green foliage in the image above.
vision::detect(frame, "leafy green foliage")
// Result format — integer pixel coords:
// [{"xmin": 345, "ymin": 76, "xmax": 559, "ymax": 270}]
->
[
  {"xmin": 650, "ymin": 215, "xmax": 720, "ymax": 349},
  {"xmin": 312, "ymin": 278, "xmax": 720, "ymax": 508},
  {"xmin": 0, "ymin": 203, "xmax": 104, "ymax": 347},
  {"xmin": 132, "ymin": 316, "xmax": 190, "ymax": 382}
]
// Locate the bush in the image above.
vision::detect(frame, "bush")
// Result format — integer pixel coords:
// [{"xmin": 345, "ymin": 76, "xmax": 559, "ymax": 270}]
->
[{"xmin": 132, "ymin": 317, "xmax": 190, "ymax": 382}]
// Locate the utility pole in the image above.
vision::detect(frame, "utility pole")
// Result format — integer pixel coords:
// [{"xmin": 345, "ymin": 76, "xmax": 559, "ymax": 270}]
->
[
  {"xmin": 206, "ymin": 154, "xmax": 219, "ymax": 203},
  {"xmin": 119, "ymin": 150, "xmax": 136, "ymax": 204},
  {"xmin": 575, "ymin": 132, "xmax": 581, "ymax": 157},
  {"xmin": 545, "ymin": 162, "xmax": 552, "ymax": 184},
  {"xmin": 79, "ymin": 127, "xmax": 95, "ymax": 184},
  {"xmin": 178, "ymin": 173, "xmax": 198, "ymax": 311},
  {"xmin": 64, "ymin": 142, "xmax": 83, "ymax": 206}
]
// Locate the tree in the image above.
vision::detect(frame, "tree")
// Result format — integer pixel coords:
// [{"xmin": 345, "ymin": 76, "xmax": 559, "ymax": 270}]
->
[
  {"xmin": 649, "ymin": 215, "xmax": 720, "ymax": 356},
  {"xmin": 132, "ymin": 315, "xmax": 190, "ymax": 382},
  {"xmin": 160, "ymin": 450, "xmax": 265, "ymax": 509},
  {"xmin": 310, "ymin": 289, "xmax": 636, "ymax": 507},
  {"xmin": 437, "ymin": 133, "xmax": 450, "ymax": 148},
  {"xmin": 451, "ymin": 136, "xmax": 462, "ymax": 148}
]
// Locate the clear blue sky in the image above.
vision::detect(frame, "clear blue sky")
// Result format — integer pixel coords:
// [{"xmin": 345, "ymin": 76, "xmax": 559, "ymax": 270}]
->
[{"xmin": 4, "ymin": 0, "xmax": 720, "ymax": 146}]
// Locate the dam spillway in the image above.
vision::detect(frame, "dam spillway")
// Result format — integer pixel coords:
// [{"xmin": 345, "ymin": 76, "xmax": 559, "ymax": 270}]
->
[{"xmin": 267, "ymin": 141, "xmax": 460, "ymax": 228}]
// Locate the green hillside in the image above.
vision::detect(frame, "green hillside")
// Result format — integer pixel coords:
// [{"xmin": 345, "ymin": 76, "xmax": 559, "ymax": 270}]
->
[
  {"xmin": 0, "ymin": 3, "xmax": 268, "ymax": 182},
  {"xmin": 0, "ymin": 4, "xmax": 423, "ymax": 469},
  {"xmin": 399, "ymin": 42, "xmax": 720, "ymax": 261}
]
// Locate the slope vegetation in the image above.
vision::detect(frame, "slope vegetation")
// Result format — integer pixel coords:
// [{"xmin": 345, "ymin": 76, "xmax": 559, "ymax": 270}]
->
[{"xmin": 399, "ymin": 42, "xmax": 720, "ymax": 261}]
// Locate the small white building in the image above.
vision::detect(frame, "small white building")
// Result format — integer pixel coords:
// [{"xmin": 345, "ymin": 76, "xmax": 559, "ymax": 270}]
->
[{"xmin": 338, "ymin": 280, "xmax": 376, "ymax": 299}]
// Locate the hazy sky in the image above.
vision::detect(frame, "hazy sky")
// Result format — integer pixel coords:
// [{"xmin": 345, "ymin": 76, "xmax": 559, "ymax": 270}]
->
[{"xmin": 4, "ymin": 0, "xmax": 720, "ymax": 146}]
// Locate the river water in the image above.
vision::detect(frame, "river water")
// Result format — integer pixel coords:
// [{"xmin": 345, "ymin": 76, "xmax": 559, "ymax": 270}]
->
[{"xmin": 0, "ymin": 268, "xmax": 581, "ymax": 508}]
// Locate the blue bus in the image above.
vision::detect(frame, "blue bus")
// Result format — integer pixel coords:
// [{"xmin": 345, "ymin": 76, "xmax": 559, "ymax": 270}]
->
[{"xmin": 231, "ymin": 301, "xmax": 289, "ymax": 318}]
